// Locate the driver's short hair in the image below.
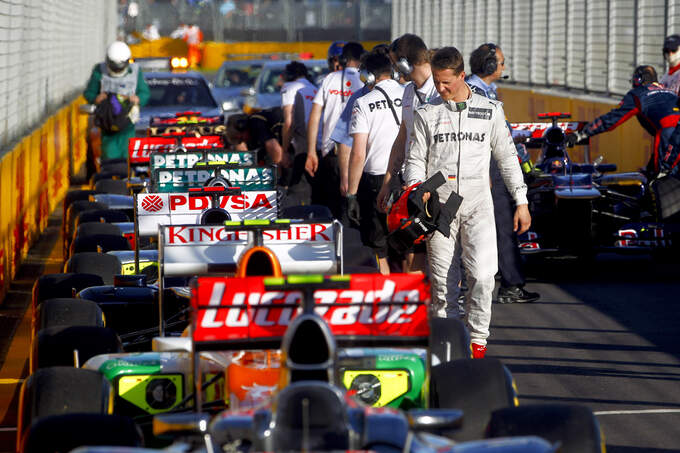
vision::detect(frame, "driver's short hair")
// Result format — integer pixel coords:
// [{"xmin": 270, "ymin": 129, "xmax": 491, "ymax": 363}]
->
[{"xmin": 431, "ymin": 47, "xmax": 465, "ymax": 75}]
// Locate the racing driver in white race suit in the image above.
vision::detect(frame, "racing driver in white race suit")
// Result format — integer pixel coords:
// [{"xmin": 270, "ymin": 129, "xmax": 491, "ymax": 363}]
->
[{"xmin": 404, "ymin": 47, "xmax": 531, "ymax": 358}]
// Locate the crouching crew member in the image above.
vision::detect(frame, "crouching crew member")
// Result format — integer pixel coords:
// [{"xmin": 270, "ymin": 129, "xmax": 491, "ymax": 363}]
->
[
  {"xmin": 346, "ymin": 50, "xmax": 406, "ymax": 274},
  {"xmin": 225, "ymin": 109, "xmax": 285, "ymax": 167}
]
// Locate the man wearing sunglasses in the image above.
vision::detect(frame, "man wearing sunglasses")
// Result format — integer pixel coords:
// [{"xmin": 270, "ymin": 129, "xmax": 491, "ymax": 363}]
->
[{"xmin": 661, "ymin": 35, "xmax": 680, "ymax": 95}]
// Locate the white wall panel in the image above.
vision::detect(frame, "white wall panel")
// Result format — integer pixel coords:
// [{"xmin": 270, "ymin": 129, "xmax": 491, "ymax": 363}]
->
[
  {"xmin": 586, "ymin": 0, "xmax": 609, "ymax": 93},
  {"xmin": 637, "ymin": 0, "xmax": 665, "ymax": 71},
  {"xmin": 390, "ymin": 0, "xmax": 673, "ymax": 96},
  {"xmin": 608, "ymin": 0, "xmax": 635, "ymax": 94},
  {"xmin": 0, "ymin": 0, "xmax": 116, "ymax": 150},
  {"xmin": 512, "ymin": 0, "xmax": 531, "ymax": 84},
  {"xmin": 546, "ymin": 0, "xmax": 567, "ymax": 86},
  {"xmin": 529, "ymin": 0, "xmax": 549, "ymax": 85},
  {"xmin": 498, "ymin": 0, "xmax": 515, "ymax": 80},
  {"xmin": 484, "ymin": 0, "xmax": 500, "ymax": 46},
  {"xmin": 667, "ymin": 0, "xmax": 680, "ymax": 35}
]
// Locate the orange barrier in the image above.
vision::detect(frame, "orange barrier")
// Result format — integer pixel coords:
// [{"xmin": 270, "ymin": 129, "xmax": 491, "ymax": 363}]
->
[
  {"xmin": 499, "ymin": 85, "xmax": 654, "ymax": 172},
  {"xmin": 130, "ymin": 38, "xmax": 385, "ymax": 71},
  {"xmin": 0, "ymin": 97, "xmax": 88, "ymax": 303}
]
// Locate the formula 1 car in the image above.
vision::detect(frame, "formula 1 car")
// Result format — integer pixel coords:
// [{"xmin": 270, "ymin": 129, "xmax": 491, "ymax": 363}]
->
[
  {"xmin": 19, "ymin": 273, "xmax": 604, "ymax": 453},
  {"xmin": 511, "ymin": 112, "xmax": 677, "ymax": 258}
]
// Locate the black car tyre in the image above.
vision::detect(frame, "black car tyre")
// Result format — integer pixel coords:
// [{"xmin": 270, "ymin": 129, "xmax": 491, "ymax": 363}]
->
[
  {"xmin": 77, "ymin": 209, "xmax": 130, "ymax": 225},
  {"xmin": 22, "ymin": 413, "xmax": 141, "ymax": 453},
  {"xmin": 556, "ymin": 198, "xmax": 595, "ymax": 260},
  {"xmin": 64, "ymin": 201, "xmax": 107, "ymax": 255},
  {"xmin": 71, "ymin": 234, "xmax": 131, "ymax": 255},
  {"xmin": 94, "ymin": 178, "xmax": 130, "ymax": 195},
  {"xmin": 429, "ymin": 317, "xmax": 472, "ymax": 364},
  {"xmin": 76, "ymin": 221, "xmax": 123, "ymax": 238},
  {"xmin": 17, "ymin": 367, "xmax": 112, "ymax": 443},
  {"xmin": 32, "ymin": 272, "xmax": 104, "ymax": 306},
  {"xmin": 36, "ymin": 298, "xmax": 105, "ymax": 332},
  {"xmin": 487, "ymin": 404, "xmax": 604, "ymax": 453},
  {"xmin": 32, "ymin": 326, "xmax": 123, "ymax": 371},
  {"xmin": 65, "ymin": 252, "xmax": 122, "ymax": 285},
  {"xmin": 430, "ymin": 358, "xmax": 516, "ymax": 441}
]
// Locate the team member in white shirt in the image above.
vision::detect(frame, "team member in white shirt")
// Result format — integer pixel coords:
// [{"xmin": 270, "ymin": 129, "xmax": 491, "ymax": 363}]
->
[
  {"xmin": 305, "ymin": 42, "xmax": 365, "ymax": 219},
  {"xmin": 279, "ymin": 62, "xmax": 319, "ymax": 206},
  {"xmin": 346, "ymin": 49, "xmax": 406, "ymax": 274},
  {"xmin": 377, "ymin": 34, "xmax": 439, "ymax": 272}
]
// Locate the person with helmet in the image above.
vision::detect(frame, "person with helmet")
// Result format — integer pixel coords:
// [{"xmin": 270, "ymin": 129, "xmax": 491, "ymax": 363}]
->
[
  {"xmin": 305, "ymin": 42, "xmax": 365, "ymax": 220},
  {"xmin": 376, "ymin": 34, "xmax": 439, "ymax": 273},
  {"xmin": 280, "ymin": 61, "xmax": 318, "ymax": 206},
  {"xmin": 345, "ymin": 49, "xmax": 405, "ymax": 274},
  {"xmin": 327, "ymin": 41, "xmax": 347, "ymax": 72},
  {"xmin": 661, "ymin": 35, "xmax": 680, "ymax": 95},
  {"xmin": 83, "ymin": 41, "xmax": 150, "ymax": 162},
  {"xmin": 567, "ymin": 65, "xmax": 680, "ymax": 178},
  {"xmin": 466, "ymin": 43, "xmax": 540, "ymax": 305},
  {"xmin": 404, "ymin": 47, "xmax": 530, "ymax": 358}
]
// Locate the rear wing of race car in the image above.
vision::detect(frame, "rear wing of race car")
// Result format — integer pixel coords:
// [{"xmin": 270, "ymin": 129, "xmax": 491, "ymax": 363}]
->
[
  {"xmin": 510, "ymin": 118, "xmax": 588, "ymax": 147},
  {"xmin": 128, "ymin": 135, "xmax": 225, "ymax": 166},
  {"xmin": 135, "ymin": 187, "xmax": 278, "ymax": 235},
  {"xmin": 149, "ymin": 150, "xmax": 256, "ymax": 170},
  {"xmin": 191, "ymin": 273, "xmax": 431, "ymax": 350},
  {"xmin": 133, "ymin": 186, "xmax": 278, "ymax": 270},
  {"xmin": 156, "ymin": 219, "xmax": 343, "ymax": 335},
  {"xmin": 151, "ymin": 163, "xmax": 276, "ymax": 192},
  {"xmin": 147, "ymin": 112, "xmax": 224, "ymax": 136}
]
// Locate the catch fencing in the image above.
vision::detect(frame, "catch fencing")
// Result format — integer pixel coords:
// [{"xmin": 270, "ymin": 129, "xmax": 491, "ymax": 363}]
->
[
  {"xmin": 391, "ymin": 0, "xmax": 680, "ymax": 96},
  {"xmin": 0, "ymin": 0, "xmax": 117, "ymax": 151}
]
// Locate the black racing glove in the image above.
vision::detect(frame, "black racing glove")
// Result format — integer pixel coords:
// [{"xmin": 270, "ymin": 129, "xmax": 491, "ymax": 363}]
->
[
  {"xmin": 346, "ymin": 194, "xmax": 361, "ymax": 227},
  {"xmin": 566, "ymin": 130, "xmax": 588, "ymax": 147}
]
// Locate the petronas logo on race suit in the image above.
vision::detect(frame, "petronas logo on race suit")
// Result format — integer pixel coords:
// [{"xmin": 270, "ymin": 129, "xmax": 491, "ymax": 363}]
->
[{"xmin": 141, "ymin": 195, "xmax": 164, "ymax": 212}]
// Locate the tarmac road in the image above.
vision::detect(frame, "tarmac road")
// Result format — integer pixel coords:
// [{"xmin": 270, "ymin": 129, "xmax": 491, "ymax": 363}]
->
[{"xmin": 489, "ymin": 253, "xmax": 680, "ymax": 453}]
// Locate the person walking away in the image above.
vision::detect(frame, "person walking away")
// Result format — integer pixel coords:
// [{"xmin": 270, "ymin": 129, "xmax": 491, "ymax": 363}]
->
[
  {"xmin": 346, "ymin": 50, "xmax": 405, "ymax": 274},
  {"xmin": 305, "ymin": 42, "xmax": 365, "ymax": 220}
]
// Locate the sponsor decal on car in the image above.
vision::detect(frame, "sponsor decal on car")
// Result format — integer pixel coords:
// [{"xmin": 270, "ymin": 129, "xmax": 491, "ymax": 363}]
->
[
  {"xmin": 160, "ymin": 221, "xmax": 340, "ymax": 277},
  {"xmin": 136, "ymin": 191, "xmax": 278, "ymax": 236},
  {"xmin": 152, "ymin": 166, "xmax": 275, "ymax": 192},
  {"xmin": 128, "ymin": 135, "xmax": 225, "ymax": 164},
  {"xmin": 191, "ymin": 274, "xmax": 430, "ymax": 343},
  {"xmin": 164, "ymin": 223, "xmax": 331, "ymax": 245},
  {"xmin": 150, "ymin": 151, "xmax": 255, "ymax": 170}
]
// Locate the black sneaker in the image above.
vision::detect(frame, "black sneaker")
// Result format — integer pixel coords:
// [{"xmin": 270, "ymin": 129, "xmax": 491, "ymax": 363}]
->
[{"xmin": 497, "ymin": 286, "xmax": 540, "ymax": 304}]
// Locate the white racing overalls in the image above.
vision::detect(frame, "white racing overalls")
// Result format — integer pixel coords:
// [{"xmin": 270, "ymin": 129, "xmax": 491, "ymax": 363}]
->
[{"xmin": 404, "ymin": 89, "xmax": 527, "ymax": 346}]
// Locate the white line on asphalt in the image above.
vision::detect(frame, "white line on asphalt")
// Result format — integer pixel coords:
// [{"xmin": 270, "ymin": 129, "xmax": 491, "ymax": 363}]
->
[{"xmin": 595, "ymin": 409, "xmax": 680, "ymax": 415}]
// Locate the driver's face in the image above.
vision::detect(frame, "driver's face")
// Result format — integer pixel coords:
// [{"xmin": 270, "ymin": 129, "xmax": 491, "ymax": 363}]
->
[{"xmin": 433, "ymin": 68, "xmax": 466, "ymax": 101}]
